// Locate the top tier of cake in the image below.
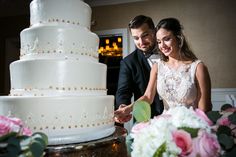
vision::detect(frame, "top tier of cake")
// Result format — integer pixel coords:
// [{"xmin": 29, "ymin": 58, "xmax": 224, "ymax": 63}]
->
[
  {"xmin": 20, "ymin": 0, "xmax": 98, "ymax": 61},
  {"xmin": 30, "ymin": 0, "xmax": 91, "ymax": 29}
]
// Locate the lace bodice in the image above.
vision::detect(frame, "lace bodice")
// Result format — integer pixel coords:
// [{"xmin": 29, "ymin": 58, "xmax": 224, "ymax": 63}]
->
[{"xmin": 157, "ymin": 60, "xmax": 201, "ymax": 110}]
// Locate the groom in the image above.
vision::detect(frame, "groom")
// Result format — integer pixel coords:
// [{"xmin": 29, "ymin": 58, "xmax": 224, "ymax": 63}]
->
[{"xmin": 115, "ymin": 15, "xmax": 164, "ymax": 123}]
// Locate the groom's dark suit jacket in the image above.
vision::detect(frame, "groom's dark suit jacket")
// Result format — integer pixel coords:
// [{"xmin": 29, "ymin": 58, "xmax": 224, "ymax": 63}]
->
[{"xmin": 115, "ymin": 49, "xmax": 164, "ymax": 117}]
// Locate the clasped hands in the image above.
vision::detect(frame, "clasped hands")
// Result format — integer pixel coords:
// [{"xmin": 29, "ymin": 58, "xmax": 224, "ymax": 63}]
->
[{"xmin": 114, "ymin": 104, "xmax": 133, "ymax": 123}]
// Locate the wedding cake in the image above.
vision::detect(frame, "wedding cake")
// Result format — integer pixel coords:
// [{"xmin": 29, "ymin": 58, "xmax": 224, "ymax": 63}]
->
[{"xmin": 0, "ymin": 0, "xmax": 115, "ymax": 145}]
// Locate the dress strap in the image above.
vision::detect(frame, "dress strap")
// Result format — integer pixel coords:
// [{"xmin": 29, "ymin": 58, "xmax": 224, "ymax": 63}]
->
[{"xmin": 190, "ymin": 60, "xmax": 202, "ymax": 82}]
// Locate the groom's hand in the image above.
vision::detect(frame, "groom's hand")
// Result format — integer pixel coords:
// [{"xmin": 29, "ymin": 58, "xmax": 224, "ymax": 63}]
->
[{"xmin": 114, "ymin": 104, "xmax": 132, "ymax": 123}]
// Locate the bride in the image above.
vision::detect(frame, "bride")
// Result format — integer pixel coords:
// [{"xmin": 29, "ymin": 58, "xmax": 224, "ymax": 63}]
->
[{"xmin": 114, "ymin": 17, "xmax": 212, "ymax": 123}]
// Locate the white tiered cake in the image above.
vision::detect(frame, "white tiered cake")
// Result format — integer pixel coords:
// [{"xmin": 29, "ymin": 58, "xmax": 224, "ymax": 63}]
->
[{"xmin": 0, "ymin": 0, "xmax": 115, "ymax": 145}]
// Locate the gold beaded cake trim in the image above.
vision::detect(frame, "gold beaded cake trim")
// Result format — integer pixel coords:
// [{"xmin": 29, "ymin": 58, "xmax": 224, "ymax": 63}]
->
[
  {"xmin": 9, "ymin": 86, "xmax": 107, "ymax": 96},
  {"xmin": 30, "ymin": 120, "xmax": 114, "ymax": 131},
  {"xmin": 30, "ymin": 18, "xmax": 90, "ymax": 29},
  {"xmin": 20, "ymin": 49, "xmax": 98, "ymax": 60}
]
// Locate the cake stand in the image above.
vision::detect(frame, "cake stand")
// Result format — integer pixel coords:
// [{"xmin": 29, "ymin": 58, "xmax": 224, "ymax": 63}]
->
[{"xmin": 45, "ymin": 126, "xmax": 129, "ymax": 157}]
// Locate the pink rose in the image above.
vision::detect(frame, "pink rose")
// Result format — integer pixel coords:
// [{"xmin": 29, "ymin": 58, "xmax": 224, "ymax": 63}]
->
[
  {"xmin": 0, "ymin": 118, "xmax": 12, "ymax": 136},
  {"xmin": 9, "ymin": 117, "xmax": 23, "ymax": 126},
  {"xmin": 224, "ymin": 107, "xmax": 236, "ymax": 112},
  {"xmin": 195, "ymin": 109, "xmax": 213, "ymax": 126},
  {"xmin": 217, "ymin": 117, "xmax": 231, "ymax": 126},
  {"xmin": 131, "ymin": 122, "xmax": 149, "ymax": 134},
  {"xmin": 172, "ymin": 130, "xmax": 192, "ymax": 156},
  {"xmin": 22, "ymin": 127, "xmax": 32, "ymax": 136},
  {"xmin": 189, "ymin": 130, "xmax": 221, "ymax": 157}
]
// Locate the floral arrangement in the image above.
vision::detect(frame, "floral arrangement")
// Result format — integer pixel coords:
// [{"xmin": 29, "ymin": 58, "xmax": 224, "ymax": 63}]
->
[
  {"xmin": 127, "ymin": 100, "xmax": 221, "ymax": 157},
  {"xmin": 0, "ymin": 115, "xmax": 48, "ymax": 157},
  {"xmin": 207, "ymin": 104, "xmax": 236, "ymax": 157}
]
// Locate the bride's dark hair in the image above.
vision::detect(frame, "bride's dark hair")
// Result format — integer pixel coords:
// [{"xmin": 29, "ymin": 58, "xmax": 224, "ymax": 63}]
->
[{"xmin": 155, "ymin": 18, "xmax": 197, "ymax": 62}]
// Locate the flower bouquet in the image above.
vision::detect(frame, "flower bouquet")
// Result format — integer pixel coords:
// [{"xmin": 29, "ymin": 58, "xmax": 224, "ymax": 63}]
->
[
  {"xmin": 207, "ymin": 104, "xmax": 236, "ymax": 157},
  {"xmin": 127, "ymin": 100, "xmax": 221, "ymax": 157},
  {"xmin": 0, "ymin": 115, "xmax": 48, "ymax": 157}
]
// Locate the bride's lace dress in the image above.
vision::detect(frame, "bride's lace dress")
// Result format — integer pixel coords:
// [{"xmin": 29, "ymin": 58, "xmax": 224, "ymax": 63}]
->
[{"xmin": 157, "ymin": 59, "xmax": 202, "ymax": 110}]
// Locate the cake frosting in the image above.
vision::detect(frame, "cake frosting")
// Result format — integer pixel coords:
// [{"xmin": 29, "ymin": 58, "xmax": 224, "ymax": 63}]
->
[{"xmin": 0, "ymin": 0, "xmax": 115, "ymax": 145}]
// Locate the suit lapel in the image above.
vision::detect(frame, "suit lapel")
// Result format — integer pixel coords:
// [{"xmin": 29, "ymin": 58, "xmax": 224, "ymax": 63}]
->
[{"xmin": 136, "ymin": 49, "xmax": 151, "ymax": 83}]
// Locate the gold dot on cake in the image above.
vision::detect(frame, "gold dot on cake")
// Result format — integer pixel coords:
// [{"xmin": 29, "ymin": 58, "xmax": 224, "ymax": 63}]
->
[
  {"xmin": 28, "ymin": 117, "xmax": 31, "ymax": 120},
  {"xmin": 70, "ymin": 51, "xmax": 73, "ymax": 54},
  {"xmin": 87, "ymin": 124, "xmax": 90, "ymax": 127},
  {"xmin": 33, "ymin": 126, "xmax": 37, "ymax": 130},
  {"xmin": 49, "ymin": 86, "xmax": 53, "ymax": 89},
  {"xmin": 53, "ymin": 50, "xmax": 56, "ymax": 53},
  {"xmin": 62, "ymin": 19, "xmax": 65, "ymax": 22},
  {"xmin": 74, "ymin": 87, "xmax": 77, "ymax": 90},
  {"xmin": 41, "ymin": 114, "xmax": 44, "ymax": 117},
  {"xmin": 62, "ymin": 87, "xmax": 65, "ymax": 90},
  {"xmin": 68, "ymin": 87, "xmax": 71, "ymax": 90},
  {"xmin": 77, "ymin": 22, "xmax": 80, "ymax": 25},
  {"xmin": 56, "ymin": 19, "xmax": 59, "ymax": 22},
  {"xmin": 92, "ymin": 124, "xmax": 95, "ymax": 126},
  {"xmin": 72, "ymin": 22, "xmax": 75, "ymax": 24},
  {"xmin": 47, "ymin": 50, "xmax": 50, "ymax": 53},
  {"xmin": 40, "ymin": 127, "xmax": 43, "ymax": 130},
  {"xmin": 61, "ymin": 126, "xmax": 64, "ymax": 129},
  {"xmin": 97, "ymin": 123, "xmax": 100, "ymax": 126},
  {"xmin": 75, "ymin": 125, "xmax": 78, "ymax": 128},
  {"xmin": 68, "ymin": 126, "xmax": 71, "ymax": 129},
  {"xmin": 45, "ymin": 126, "xmax": 49, "ymax": 129},
  {"xmin": 80, "ymin": 125, "xmax": 83, "ymax": 128},
  {"xmin": 56, "ymin": 87, "xmax": 59, "ymax": 90},
  {"xmin": 53, "ymin": 126, "xmax": 56, "ymax": 130}
]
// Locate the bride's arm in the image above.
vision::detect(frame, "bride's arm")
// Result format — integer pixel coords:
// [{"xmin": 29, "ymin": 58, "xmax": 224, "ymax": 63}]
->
[
  {"xmin": 116, "ymin": 64, "xmax": 158, "ymax": 115},
  {"xmin": 140, "ymin": 63, "xmax": 158, "ymax": 104},
  {"xmin": 196, "ymin": 62, "xmax": 212, "ymax": 112}
]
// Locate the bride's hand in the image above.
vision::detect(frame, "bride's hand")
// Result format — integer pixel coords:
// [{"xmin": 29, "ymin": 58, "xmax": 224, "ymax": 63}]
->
[{"xmin": 114, "ymin": 104, "xmax": 133, "ymax": 123}]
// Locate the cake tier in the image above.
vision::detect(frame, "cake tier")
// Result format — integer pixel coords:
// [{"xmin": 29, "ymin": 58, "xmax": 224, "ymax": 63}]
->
[
  {"xmin": 20, "ymin": 25, "xmax": 99, "ymax": 61},
  {"xmin": 30, "ymin": 0, "xmax": 91, "ymax": 29},
  {"xmin": 10, "ymin": 59, "xmax": 107, "ymax": 96},
  {"xmin": 0, "ymin": 95, "xmax": 115, "ymax": 145}
]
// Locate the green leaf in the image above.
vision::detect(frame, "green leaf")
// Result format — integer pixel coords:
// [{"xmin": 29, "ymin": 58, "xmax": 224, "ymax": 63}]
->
[
  {"xmin": 178, "ymin": 127, "xmax": 199, "ymax": 138},
  {"xmin": 221, "ymin": 103, "xmax": 233, "ymax": 111},
  {"xmin": 217, "ymin": 125, "xmax": 232, "ymax": 136},
  {"xmin": 218, "ymin": 134, "xmax": 234, "ymax": 150},
  {"xmin": 228, "ymin": 112, "xmax": 236, "ymax": 125},
  {"xmin": 0, "ymin": 132, "xmax": 18, "ymax": 142},
  {"xmin": 125, "ymin": 134, "xmax": 133, "ymax": 155},
  {"xmin": 7, "ymin": 136, "xmax": 21, "ymax": 157},
  {"xmin": 223, "ymin": 146, "xmax": 236, "ymax": 157},
  {"xmin": 133, "ymin": 100, "xmax": 151, "ymax": 122},
  {"xmin": 29, "ymin": 141, "xmax": 44, "ymax": 157},
  {"xmin": 206, "ymin": 111, "xmax": 222, "ymax": 124},
  {"xmin": 32, "ymin": 132, "xmax": 48, "ymax": 146},
  {"xmin": 153, "ymin": 142, "xmax": 166, "ymax": 157}
]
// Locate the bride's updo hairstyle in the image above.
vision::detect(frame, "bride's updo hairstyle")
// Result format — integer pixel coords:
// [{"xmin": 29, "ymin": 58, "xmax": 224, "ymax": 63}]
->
[{"xmin": 155, "ymin": 18, "xmax": 197, "ymax": 62}]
